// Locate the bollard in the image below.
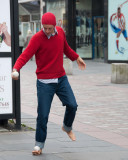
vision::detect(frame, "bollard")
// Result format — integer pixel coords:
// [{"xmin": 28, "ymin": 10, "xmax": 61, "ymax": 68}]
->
[
  {"xmin": 63, "ymin": 58, "xmax": 73, "ymax": 75},
  {"xmin": 111, "ymin": 63, "xmax": 128, "ymax": 84}
]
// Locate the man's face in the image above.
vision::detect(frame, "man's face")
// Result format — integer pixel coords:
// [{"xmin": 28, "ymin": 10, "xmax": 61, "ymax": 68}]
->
[
  {"xmin": 117, "ymin": 8, "xmax": 121, "ymax": 16},
  {"xmin": 43, "ymin": 24, "xmax": 55, "ymax": 36}
]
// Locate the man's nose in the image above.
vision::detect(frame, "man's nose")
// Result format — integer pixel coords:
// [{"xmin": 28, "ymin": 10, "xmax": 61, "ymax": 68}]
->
[{"xmin": 46, "ymin": 29, "xmax": 49, "ymax": 33}]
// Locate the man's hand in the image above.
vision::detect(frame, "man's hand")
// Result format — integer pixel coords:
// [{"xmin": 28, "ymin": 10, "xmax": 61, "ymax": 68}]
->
[
  {"xmin": 11, "ymin": 69, "xmax": 19, "ymax": 80},
  {"xmin": 76, "ymin": 56, "xmax": 86, "ymax": 70},
  {"xmin": 0, "ymin": 22, "xmax": 11, "ymax": 46},
  {"xmin": 0, "ymin": 22, "xmax": 8, "ymax": 33}
]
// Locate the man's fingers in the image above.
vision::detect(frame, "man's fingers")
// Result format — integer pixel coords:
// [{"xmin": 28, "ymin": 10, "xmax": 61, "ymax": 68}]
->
[
  {"xmin": 78, "ymin": 63, "xmax": 86, "ymax": 70},
  {"xmin": 77, "ymin": 57, "xmax": 86, "ymax": 70},
  {"xmin": 80, "ymin": 62, "xmax": 86, "ymax": 70},
  {"xmin": 12, "ymin": 77, "xmax": 18, "ymax": 80},
  {"xmin": 11, "ymin": 73, "xmax": 19, "ymax": 80},
  {"xmin": 0, "ymin": 23, "xmax": 7, "ymax": 33},
  {"xmin": 0, "ymin": 24, "xmax": 2, "ymax": 32}
]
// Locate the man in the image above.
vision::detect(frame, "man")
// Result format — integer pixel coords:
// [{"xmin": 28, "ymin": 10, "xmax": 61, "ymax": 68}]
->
[
  {"xmin": 12, "ymin": 12, "xmax": 86, "ymax": 155},
  {"xmin": 24, "ymin": 29, "xmax": 33, "ymax": 48},
  {"xmin": 19, "ymin": 31, "xmax": 25, "ymax": 54},
  {"xmin": 110, "ymin": 7, "xmax": 128, "ymax": 54}
]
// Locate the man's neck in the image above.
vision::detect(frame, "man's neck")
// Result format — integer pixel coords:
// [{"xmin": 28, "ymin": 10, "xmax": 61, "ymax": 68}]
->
[{"xmin": 43, "ymin": 27, "xmax": 58, "ymax": 39}]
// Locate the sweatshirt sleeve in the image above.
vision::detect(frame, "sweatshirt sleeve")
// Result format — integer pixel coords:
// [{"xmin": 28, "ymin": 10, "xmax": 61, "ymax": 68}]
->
[
  {"xmin": 63, "ymin": 31, "xmax": 79, "ymax": 61},
  {"xmin": 13, "ymin": 35, "xmax": 40, "ymax": 72}
]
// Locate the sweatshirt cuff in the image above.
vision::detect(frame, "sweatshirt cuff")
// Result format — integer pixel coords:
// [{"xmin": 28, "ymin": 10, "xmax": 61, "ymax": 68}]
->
[
  {"xmin": 13, "ymin": 67, "xmax": 19, "ymax": 72},
  {"xmin": 71, "ymin": 54, "xmax": 79, "ymax": 61}
]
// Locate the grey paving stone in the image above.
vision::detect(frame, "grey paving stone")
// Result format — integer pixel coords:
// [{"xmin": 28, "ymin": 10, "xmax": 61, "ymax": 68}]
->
[
  {"xmin": 56, "ymin": 152, "xmax": 128, "ymax": 160},
  {"xmin": 1, "ymin": 151, "xmax": 64, "ymax": 160}
]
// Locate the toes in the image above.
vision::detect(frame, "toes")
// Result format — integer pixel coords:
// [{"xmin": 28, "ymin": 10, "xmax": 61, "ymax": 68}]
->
[{"xmin": 32, "ymin": 150, "xmax": 42, "ymax": 155}]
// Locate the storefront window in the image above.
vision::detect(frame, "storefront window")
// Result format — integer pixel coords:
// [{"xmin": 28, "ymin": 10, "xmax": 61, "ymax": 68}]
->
[
  {"xmin": 76, "ymin": 0, "xmax": 92, "ymax": 58},
  {"xmin": 19, "ymin": 1, "xmax": 41, "ymax": 39},
  {"xmin": 45, "ymin": 0, "xmax": 67, "ymax": 33},
  {"xmin": 93, "ymin": 17, "xmax": 104, "ymax": 59}
]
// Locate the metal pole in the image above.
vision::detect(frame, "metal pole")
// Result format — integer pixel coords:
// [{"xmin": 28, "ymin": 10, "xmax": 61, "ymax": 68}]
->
[
  {"xmin": 13, "ymin": 0, "xmax": 21, "ymax": 130},
  {"xmin": 40, "ymin": 0, "xmax": 45, "ymax": 28}
]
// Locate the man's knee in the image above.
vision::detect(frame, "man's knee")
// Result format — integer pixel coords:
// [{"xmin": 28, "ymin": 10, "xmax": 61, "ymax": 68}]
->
[{"xmin": 66, "ymin": 104, "xmax": 78, "ymax": 111}]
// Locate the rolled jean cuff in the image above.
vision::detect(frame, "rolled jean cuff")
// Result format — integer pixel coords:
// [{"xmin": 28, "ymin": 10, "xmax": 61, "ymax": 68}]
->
[
  {"xmin": 63, "ymin": 123, "xmax": 72, "ymax": 132},
  {"xmin": 35, "ymin": 141, "xmax": 44, "ymax": 149}
]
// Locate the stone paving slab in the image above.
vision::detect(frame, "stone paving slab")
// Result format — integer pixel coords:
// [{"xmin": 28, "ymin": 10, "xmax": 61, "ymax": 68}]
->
[
  {"xmin": 0, "ymin": 151, "xmax": 64, "ymax": 160},
  {"xmin": 56, "ymin": 152, "xmax": 128, "ymax": 160}
]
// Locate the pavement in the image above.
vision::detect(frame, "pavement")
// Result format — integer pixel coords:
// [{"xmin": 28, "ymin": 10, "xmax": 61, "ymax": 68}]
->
[{"xmin": 0, "ymin": 60, "xmax": 128, "ymax": 160}]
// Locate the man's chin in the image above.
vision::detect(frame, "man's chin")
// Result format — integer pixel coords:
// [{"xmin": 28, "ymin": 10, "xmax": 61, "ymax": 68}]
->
[{"xmin": 46, "ymin": 34, "xmax": 50, "ymax": 36}]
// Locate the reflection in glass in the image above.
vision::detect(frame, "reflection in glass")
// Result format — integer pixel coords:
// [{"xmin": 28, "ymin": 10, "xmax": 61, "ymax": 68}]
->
[
  {"xmin": 46, "ymin": 0, "xmax": 67, "ymax": 33},
  {"xmin": 76, "ymin": 0, "xmax": 92, "ymax": 58},
  {"xmin": 94, "ymin": 17, "xmax": 104, "ymax": 59}
]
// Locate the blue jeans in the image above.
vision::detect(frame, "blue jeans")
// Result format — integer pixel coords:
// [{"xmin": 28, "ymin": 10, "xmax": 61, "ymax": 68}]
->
[{"xmin": 35, "ymin": 75, "xmax": 78, "ymax": 149}]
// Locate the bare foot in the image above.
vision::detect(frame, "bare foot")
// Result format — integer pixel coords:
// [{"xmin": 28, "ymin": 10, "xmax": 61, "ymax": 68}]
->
[
  {"xmin": 62, "ymin": 127, "xmax": 76, "ymax": 141},
  {"xmin": 32, "ymin": 146, "xmax": 42, "ymax": 156}
]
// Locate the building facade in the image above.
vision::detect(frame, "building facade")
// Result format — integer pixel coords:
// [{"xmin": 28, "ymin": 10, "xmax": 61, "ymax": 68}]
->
[{"xmin": 18, "ymin": 0, "xmax": 128, "ymax": 62}]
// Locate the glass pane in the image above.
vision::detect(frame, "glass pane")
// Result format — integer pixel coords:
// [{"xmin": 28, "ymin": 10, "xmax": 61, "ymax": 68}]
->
[
  {"xmin": 19, "ymin": 1, "xmax": 40, "ymax": 37},
  {"xmin": 36, "ymin": 23, "xmax": 41, "ymax": 32},
  {"xmin": 32, "ymin": 14, "xmax": 40, "ymax": 21},
  {"xmin": 23, "ymin": 23, "xmax": 29, "ymax": 39},
  {"xmin": 46, "ymin": 0, "xmax": 66, "ymax": 32},
  {"xmin": 30, "ymin": 22, "xmax": 34, "ymax": 34},
  {"xmin": 76, "ymin": 0, "xmax": 92, "ymax": 58},
  {"xmin": 94, "ymin": 17, "xmax": 104, "ymax": 59}
]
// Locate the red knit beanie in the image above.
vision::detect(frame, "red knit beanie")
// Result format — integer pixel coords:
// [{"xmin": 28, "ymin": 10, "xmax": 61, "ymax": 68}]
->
[{"xmin": 42, "ymin": 12, "xmax": 56, "ymax": 26}]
